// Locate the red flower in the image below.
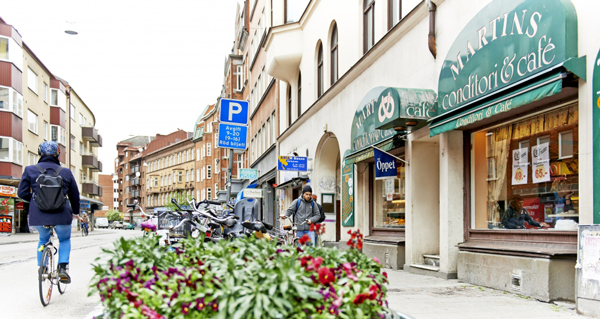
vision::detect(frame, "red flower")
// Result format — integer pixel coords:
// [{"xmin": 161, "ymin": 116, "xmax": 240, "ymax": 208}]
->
[
  {"xmin": 353, "ymin": 292, "xmax": 370, "ymax": 305},
  {"xmin": 313, "ymin": 257, "xmax": 323, "ymax": 269},
  {"xmin": 310, "ymin": 223, "xmax": 315, "ymax": 232},
  {"xmin": 140, "ymin": 305, "xmax": 164, "ymax": 319},
  {"xmin": 181, "ymin": 302, "xmax": 191, "ymax": 315},
  {"xmin": 318, "ymin": 267, "xmax": 335, "ymax": 285},
  {"xmin": 300, "ymin": 256, "xmax": 310, "ymax": 267},
  {"xmin": 368, "ymin": 285, "xmax": 379, "ymax": 300},
  {"xmin": 299, "ymin": 234, "xmax": 311, "ymax": 245},
  {"xmin": 382, "ymin": 272, "xmax": 388, "ymax": 279}
]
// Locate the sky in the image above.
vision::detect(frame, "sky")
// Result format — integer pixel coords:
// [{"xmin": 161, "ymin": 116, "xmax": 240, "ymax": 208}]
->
[{"xmin": 0, "ymin": 0, "xmax": 240, "ymax": 174}]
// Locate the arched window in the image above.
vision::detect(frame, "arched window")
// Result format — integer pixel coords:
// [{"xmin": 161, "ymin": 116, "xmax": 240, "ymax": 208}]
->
[
  {"xmin": 287, "ymin": 84, "xmax": 292, "ymax": 126},
  {"xmin": 317, "ymin": 43, "xmax": 324, "ymax": 97},
  {"xmin": 297, "ymin": 72, "xmax": 302, "ymax": 117},
  {"xmin": 330, "ymin": 24, "xmax": 339, "ymax": 84}
]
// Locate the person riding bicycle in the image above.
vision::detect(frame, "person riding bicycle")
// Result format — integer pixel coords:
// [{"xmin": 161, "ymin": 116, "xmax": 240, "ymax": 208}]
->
[
  {"xmin": 279, "ymin": 185, "xmax": 320, "ymax": 246},
  {"xmin": 17, "ymin": 141, "xmax": 81, "ymax": 284},
  {"xmin": 81, "ymin": 213, "xmax": 89, "ymax": 234}
]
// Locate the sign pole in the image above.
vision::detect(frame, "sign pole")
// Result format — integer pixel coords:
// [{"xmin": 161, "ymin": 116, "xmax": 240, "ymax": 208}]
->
[
  {"xmin": 226, "ymin": 150, "xmax": 234, "ymax": 203},
  {"xmin": 372, "ymin": 146, "xmax": 409, "ymax": 165}
]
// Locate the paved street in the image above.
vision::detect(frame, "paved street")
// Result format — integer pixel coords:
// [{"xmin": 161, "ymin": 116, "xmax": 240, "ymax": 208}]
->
[{"xmin": 0, "ymin": 229, "xmax": 139, "ymax": 319}]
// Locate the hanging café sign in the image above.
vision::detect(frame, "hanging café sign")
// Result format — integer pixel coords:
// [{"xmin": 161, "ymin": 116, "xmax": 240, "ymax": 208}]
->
[{"xmin": 431, "ymin": 0, "xmax": 582, "ymax": 136}]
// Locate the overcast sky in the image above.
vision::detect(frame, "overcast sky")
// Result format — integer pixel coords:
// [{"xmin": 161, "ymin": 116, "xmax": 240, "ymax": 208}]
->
[{"xmin": 0, "ymin": 0, "xmax": 240, "ymax": 174}]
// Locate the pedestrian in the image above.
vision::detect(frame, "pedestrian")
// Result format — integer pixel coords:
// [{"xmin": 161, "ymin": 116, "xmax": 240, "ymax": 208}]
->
[
  {"xmin": 280, "ymin": 185, "xmax": 320, "ymax": 246},
  {"xmin": 17, "ymin": 141, "xmax": 81, "ymax": 284}
]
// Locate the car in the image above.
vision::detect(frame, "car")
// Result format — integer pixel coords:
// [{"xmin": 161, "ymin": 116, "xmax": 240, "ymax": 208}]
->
[
  {"xmin": 96, "ymin": 217, "xmax": 109, "ymax": 229},
  {"xmin": 124, "ymin": 223, "xmax": 135, "ymax": 230},
  {"xmin": 112, "ymin": 221, "xmax": 123, "ymax": 229}
]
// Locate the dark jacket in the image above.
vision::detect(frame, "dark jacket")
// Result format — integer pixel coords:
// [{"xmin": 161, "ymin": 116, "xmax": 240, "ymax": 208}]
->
[
  {"xmin": 501, "ymin": 206, "xmax": 540, "ymax": 229},
  {"xmin": 285, "ymin": 197, "xmax": 320, "ymax": 231},
  {"xmin": 17, "ymin": 156, "xmax": 80, "ymax": 226}
]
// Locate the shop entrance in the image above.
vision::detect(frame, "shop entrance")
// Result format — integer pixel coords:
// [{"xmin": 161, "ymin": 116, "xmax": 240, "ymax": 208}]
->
[{"xmin": 316, "ymin": 134, "xmax": 341, "ymax": 242}]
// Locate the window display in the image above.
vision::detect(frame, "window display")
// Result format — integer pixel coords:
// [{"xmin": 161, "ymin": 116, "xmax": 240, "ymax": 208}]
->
[
  {"xmin": 471, "ymin": 103, "xmax": 578, "ymax": 230},
  {"xmin": 373, "ymin": 161, "xmax": 406, "ymax": 228}
]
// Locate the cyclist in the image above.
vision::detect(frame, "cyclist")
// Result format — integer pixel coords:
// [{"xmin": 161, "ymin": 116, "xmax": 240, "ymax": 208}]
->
[
  {"xmin": 17, "ymin": 141, "xmax": 81, "ymax": 284},
  {"xmin": 279, "ymin": 185, "xmax": 320, "ymax": 246},
  {"xmin": 81, "ymin": 213, "xmax": 89, "ymax": 234}
]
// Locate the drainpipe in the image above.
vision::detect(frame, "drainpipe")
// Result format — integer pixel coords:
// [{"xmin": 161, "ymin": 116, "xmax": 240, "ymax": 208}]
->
[{"xmin": 427, "ymin": 0, "xmax": 437, "ymax": 59}]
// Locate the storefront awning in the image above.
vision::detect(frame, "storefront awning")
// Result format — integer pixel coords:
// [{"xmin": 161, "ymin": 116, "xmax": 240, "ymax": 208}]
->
[
  {"xmin": 344, "ymin": 138, "xmax": 398, "ymax": 166},
  {"xmin": 429, "ymin": 71, "xmax": 566, "ymax": 136},
  {"xmin": 80, "ymin": 195, "xmax": 104, "ymax": 211},
  {"xmin": 374, "ymin": 88, "xmax": 437, "ymax": 131},
  {"xmin": 274, "ymin": 175, "xmax": 308, "ymax": 190}
]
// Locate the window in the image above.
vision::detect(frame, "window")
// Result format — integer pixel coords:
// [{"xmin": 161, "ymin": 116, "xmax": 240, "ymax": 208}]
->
[
  {"xmin": 287, "ymin": 84, "xmax": 292, "ymax": 126},
  {"xmin": 236, "ymin": 65, "xmax": 243, "ymax": 91},
  {"xmin": 191, "ymin": 149, "xmax": 195, "ymax": 160},
  {"xmin": 202, "ymin": 189, "xmax": 205, "ymax": 201},
  {"xmin": 372, "ymin": 154, "xmax": 406, "ymax": 229},
  {"xmin": 126, "ymin": 175, "xmax": 130, "ymax": 182},
  {"xmin": 50, "ymin": 89, "xmax": 66, "ymax": 110},
  {"xmin": 186, "ymin": 170, "xmax": 189, "ymax": 182},
  {"xmin": 237, "ymin": 154, "xmax": 243, "ymax": 173},
  {"xmin": 364, "ymin": 0, "xmax": 375, "ymax": 53},
  {"xmin": 197, "ymin": 169, "xmax": 200, "ymax": 181},
  {"xmin": 79, "ymin": 113, "xmax": 84, "ymax": 126},
  {"xmin": 297, "ymin": 72, "xmax": 302, "ymax": 117},
  {"xmin": 330, "ymin": 24, "xmax": 339, "ymax": 84},
  {"xmin": 470, "ymin": 104, "xmax": 578, "ymax": 230},
  {"xmin": 43, "ymin": 83, "xmax": 48, "ymax": 103},
  {"xmin": 202, "ymin": 145, "xmax": 205, "ymax": 158},
  {"xmin": 215, "ymin": 158, "xmax": 219, "ymax": 173},
  {"xmin": 70, "ymin": 135, "xmax": 75, "ymax": 149},
  {"xmin": 559, "ymin": 131, "xmax": 574, "ymax": 159},
  {"xmin": 388, "ymin": 0, "xmax": 401, "ymax": 30},
  {"xmin": 43, "ymin": 121, "xmax": 48, "ymax": 140},
  {"xmin": 201, "ymin": 167, "xmax": 205, "ymax": 181},
  {"xmin": 191, "ymin": 169, "xmax": 194, "ymax": 181},
  {"xmin": 317, "ymin": 43, "xmax": 324, "ymax": 97},
  {"xmin": 50, "ymin": 125, "xmax": 67, "ymax": 146},
  {"xmin": 70, "ymin": 104, "xmax": 76, "ymax": 120},
  {"xmin": 206, "ymin": 122, "xmax": 212, "ymax": 133},
  {"xmin": 197, "ymin": 148, "xmax": 200, "ymax": 161},
  {"xmin": 185, "ymin": 150, "xmax": 188, "ymax": 162},
  {"xmin": 27, "ymin": 68, "xmax": 38, "ymax": 94},
  {"xmin": 27, "ymin": 110, "xmax": 38, "ymax": 134},
  {"xmin": 207, "ymin": 188, "xmax": 212, "ymax": 200},
  {"xmin": 0, "ymin": 87, "xmax": 23, "ymax": 118},
  {"xmin": 284, "ymin": 0, "xmax": 309, "ymax": 23},
  {"xmin": 0, "ymin": 37, "xmax": 7, "ymax": 59},
  {"xmin": 207, "ymin": 165, "xmax": 212, "ymax": 179},
  {"xmin": 178, "ymin": 171, "xmax": 183, "ymax": 183},
  {"xmin": 178, "ymin": 152, "xmax": 181, "ymax": 164},
  {"xmin": 215, "ymin": 183, "xmax": 219, "ymax": 193},
  {"xmin": 207, "ymin": 143, "xmax": 211, "ymax": 156},
  {"xmin": 28, "ymin": 151, "xmax": 39, "ymax": 165}
]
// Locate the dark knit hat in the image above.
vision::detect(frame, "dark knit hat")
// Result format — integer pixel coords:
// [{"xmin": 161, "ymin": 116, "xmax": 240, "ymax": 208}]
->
[{"xmin": 302, "ymin": 185, "xmax": 313, "ymax": 194}]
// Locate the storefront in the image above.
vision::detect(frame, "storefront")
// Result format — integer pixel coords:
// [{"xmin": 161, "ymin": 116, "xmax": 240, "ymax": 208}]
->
[
  {"xmin": 80, "ymin": 196, "xmax": 103, "ymax": 230},
  {"xmin": 343, "ymin": 87, "xmax": 436, "ymax": 269},
  {"xmin": 427, "ymin": 0, "xmax": 587, "ymax": 301},
  {"xmin": 0, "ymin": 186, "xmax": 25, "ymax": 234}
]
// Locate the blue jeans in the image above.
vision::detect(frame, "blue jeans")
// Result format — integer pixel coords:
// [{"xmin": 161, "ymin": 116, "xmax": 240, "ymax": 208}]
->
[
  {"xmin": 36, "ymin": 225, "xmax": 72, "ymax": 266},
  {"xmin": 296, "ymin": 230, "xmax": 316, "ymax": 247}
]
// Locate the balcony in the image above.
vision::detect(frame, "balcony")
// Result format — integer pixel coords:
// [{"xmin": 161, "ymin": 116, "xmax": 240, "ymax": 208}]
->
[
  {"xmin": 131, "ymin": 178, "xmax": 140, "ymax": 186},
  {"xmin": 148, "ymin": 187, "xmax": 160, "ymax": 194},
  {"xmin": 131, "ymin": 166, "xmax": 140, "ymax": 174},
  {"xmin": 175, "ymin": 182, "xmax": 186, "ymax": 190},
  {"xmin": 132, "ymin": 190, "xmax": 140, "ymax": 198},
  {"xmin": 82, "ymin": 126, "xmax": 103, "ymax": 146},
  {"xmin": 82, "ymin": 182, "xmax": 102, "ymax": 196},
  {"xmin": 82, "ymin": 154, "xmax": 102, "ymax": 172}
]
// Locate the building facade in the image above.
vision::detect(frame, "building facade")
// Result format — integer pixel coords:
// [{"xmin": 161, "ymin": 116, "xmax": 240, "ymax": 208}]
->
[
  {"xmin": 1, "ymin": 17, "xmax": 103, "ymax": 234},
  {"xmin": 265, "ymin": 0, "xmax": 598, "ymax": 307},
  {"xmin": 115, "ymin": 135, "xmax": 154, "ymax": 218},
  {"xmin": 95, "ymin": 173, "xmax": 114, "ymax": 219}
]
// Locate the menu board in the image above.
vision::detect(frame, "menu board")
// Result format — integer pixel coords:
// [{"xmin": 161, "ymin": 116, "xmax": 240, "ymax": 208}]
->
[
  {"xmin": 0, "ymin": 215, "xmax": 12, "ymax": 233},
  {"xmin": 532, "ymin": 143, "xmax": 551, "ymax": 183},
  {"xmin": 512, "ymin": 148, "xmax": 528, "ymax": 185}
]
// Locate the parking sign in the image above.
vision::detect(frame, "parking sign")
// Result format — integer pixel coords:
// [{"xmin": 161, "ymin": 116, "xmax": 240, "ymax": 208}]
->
[
  {"xmin": 218, "ymin": 123, "xmax": 248, "ymax": 150},
  {"xmin": 220, "ymin": 98, "xmax": 249, "ymax": 126}
]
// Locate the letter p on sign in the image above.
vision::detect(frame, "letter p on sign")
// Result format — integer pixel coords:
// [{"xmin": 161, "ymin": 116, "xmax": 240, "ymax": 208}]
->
[{"xmin": 228, "ymin": 102, "xmax": 242, "ymax": 121}]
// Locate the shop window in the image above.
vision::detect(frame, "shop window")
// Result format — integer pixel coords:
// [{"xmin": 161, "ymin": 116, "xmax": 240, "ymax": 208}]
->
[
  {"xmin": 470, "ymin": 104, "xmax": 579, "ymax": 230},
  {"xmin": 372, "ymin": 159, "xmax": 406, "ymax": 229}
]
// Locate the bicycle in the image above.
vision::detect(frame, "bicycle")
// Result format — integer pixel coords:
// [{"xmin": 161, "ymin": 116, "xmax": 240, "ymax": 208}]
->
[
  {"xmin": 280, "ymin": 217, "xmax": 309, "ymax": 246},
  {"xmin": 38, "ymin": 225, "xmax": 67, "ymax": 306},
  {"xmin": 81, "ymin": 222, "xmax": 89, "ymax": 237}
]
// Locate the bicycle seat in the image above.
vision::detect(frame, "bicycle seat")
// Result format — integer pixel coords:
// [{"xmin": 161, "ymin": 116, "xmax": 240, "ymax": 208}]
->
[
  {"xmin": 262, "ymin": 222, "xmax": 274, "ymax": 230},
  {"xmin": 282, "ymin": 225, "xmax": 292, "ymax": 230}
]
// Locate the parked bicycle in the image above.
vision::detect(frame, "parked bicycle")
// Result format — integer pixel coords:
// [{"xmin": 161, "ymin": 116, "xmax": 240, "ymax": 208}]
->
[
  {"xmin": 38, "ymin": 225, "xmax": 68, "ymax": 306},
  {"xmin": 279, "ymin": 217, "xmax": 309, "ymax": 246}
]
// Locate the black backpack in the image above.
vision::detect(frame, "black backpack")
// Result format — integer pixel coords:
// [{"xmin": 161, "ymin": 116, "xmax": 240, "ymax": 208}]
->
[
  {"xmin": 315, "ymin": 203, "xmax": 326, "ymax": 224},
  {"xmin": 33, "ymin": 165, "xmax": 67, "ymax": 213}
]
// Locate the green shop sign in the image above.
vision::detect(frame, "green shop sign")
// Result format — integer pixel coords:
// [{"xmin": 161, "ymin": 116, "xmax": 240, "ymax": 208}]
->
[
  {"xmin": 594, "ymin": 50, "xmax": 600, "ymax": 224},
  {"xmin": 351, "ymin": 87, "xmax": 437, "ymax": 152},
  {"xmin": 438, "ymin": 0, "xmax": 578, "ymax": 116},
  {"xmin": 341, "ymin": 150, "xmax": 354, "ymax": 227}
]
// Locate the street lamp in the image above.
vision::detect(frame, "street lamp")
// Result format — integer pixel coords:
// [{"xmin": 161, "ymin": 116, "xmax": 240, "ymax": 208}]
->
[{"xmin": 64, "ymin": 21, "xmax": 78, "ymax": 35}]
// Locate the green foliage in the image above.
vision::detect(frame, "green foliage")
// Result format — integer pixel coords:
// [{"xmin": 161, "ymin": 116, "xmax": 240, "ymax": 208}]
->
[
  {"xmin": 165, "ymin": 192, "xmax": 193, "ymax": 212},
  {"xmin": 90, "ymin": 235, "xmax": 391, "ymax": 319},
  {"xmin": 106, "ymin": 209, "xmax": 122, "ymax": 222}
]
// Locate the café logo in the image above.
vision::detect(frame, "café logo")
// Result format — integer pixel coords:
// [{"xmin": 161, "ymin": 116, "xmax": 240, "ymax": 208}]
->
[{"xmin": 378, "ymin": 92, "xmax": 395, "ymax": 122}]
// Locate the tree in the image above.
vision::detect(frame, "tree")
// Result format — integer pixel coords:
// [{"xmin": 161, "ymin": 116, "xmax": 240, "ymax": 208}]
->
[
  {"xmin": 106, "ymin": 209, "xmax": 123, "ymax": 222},
  {"xmin": 164, "ymin": 192, "xmax": 193, "ymax": 211}
]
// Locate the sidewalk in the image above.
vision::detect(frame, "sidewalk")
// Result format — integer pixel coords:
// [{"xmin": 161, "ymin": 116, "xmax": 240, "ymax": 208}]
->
[
  {"xmin": 386, "ymin": 269, "xmax": 592, "ymax": 319},
  {"xmin": 0, "ymin": 228, "xmax": 124, "ymax": 245}
]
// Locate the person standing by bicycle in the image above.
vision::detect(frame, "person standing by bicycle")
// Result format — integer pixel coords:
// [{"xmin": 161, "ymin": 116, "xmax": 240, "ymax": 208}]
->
[
  {"xmin": 80, "ymin": 213, "xmax": 89, "ymax": 235},
  {"xmin": 17, "ymin": 141, "xmax": 81, "ymax": 284},
  {"xmin": 279, "ymin": 185, "xmax": 320, "ymax": 246}
]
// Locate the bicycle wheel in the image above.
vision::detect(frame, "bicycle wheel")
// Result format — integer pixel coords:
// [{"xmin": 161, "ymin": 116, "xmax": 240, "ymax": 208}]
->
[
  {"xmin": 57, "ymin": 277, "xmax": 67, "ymax": 294},
  {"xmin": 38, "ymin": 247, "xmax": 53, "ymax": 306}
]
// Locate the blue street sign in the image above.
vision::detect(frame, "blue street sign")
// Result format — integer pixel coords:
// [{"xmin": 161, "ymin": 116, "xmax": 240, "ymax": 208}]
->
[
  {"xmin": 239, "ymin": 168, "xmax": 258, "ymax": 180},
  {"xmin": 218, "ymin": 123, "xmax": 248, "ymax": 150},
  {"xmin": 219, "ymin": 98, "xmax": 249, "ymax": 126},
  {"xmin": 277, "ymin": 156, "xmax": 308, "ymax": 171},
  {"xmin": 374, "ymin": 148, "xmax": 397, "ymax": 180}
]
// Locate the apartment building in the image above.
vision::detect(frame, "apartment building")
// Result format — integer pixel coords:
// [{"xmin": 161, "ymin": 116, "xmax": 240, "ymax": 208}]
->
[
  {"xmin": 144, "ymin": 135, "xmax": 194, "ymax": 215},
  {"xmin": 1, "ymin": 17, "xmax": 103, "ymax": 234},
  {"xmin": 94, "ymin": 173, "xmax": 114, "ymax": 220},
  {"xmin": 114, "ymin": 135, "xmax": 153, "ymax": 220}
]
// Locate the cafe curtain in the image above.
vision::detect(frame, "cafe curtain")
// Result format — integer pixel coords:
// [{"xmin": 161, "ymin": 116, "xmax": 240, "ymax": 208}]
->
[{"xmin": 487, "ymin": 126, "xmax": 512, "ymax": 223}]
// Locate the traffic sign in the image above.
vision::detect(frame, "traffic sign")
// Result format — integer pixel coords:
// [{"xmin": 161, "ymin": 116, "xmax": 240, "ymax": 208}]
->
[
  {"xmin": 219, "ymin": 98, "xmax": 249, "ymax": 126},
  {"xmin": 218, "ymin": 123, "xmax": 248, "ymax": 150},
  {"xmin": 277, "ymin": 156, "xmax": 308, "ymax": 171}
]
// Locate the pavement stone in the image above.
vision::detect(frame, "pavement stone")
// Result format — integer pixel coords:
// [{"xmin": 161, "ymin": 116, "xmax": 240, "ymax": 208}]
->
[{"xmin": 0, "ymin": 227, "xmax": 134, "ymax": 245}]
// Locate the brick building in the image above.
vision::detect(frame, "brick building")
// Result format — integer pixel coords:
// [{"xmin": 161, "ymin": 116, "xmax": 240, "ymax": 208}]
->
[
  {"xmin": 114, "ymin": 135, "xmax": 153, "ymax": 218},
  {"xmin": 94, "ymin": 173, "xmax": 115, "ymax": 219}
]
